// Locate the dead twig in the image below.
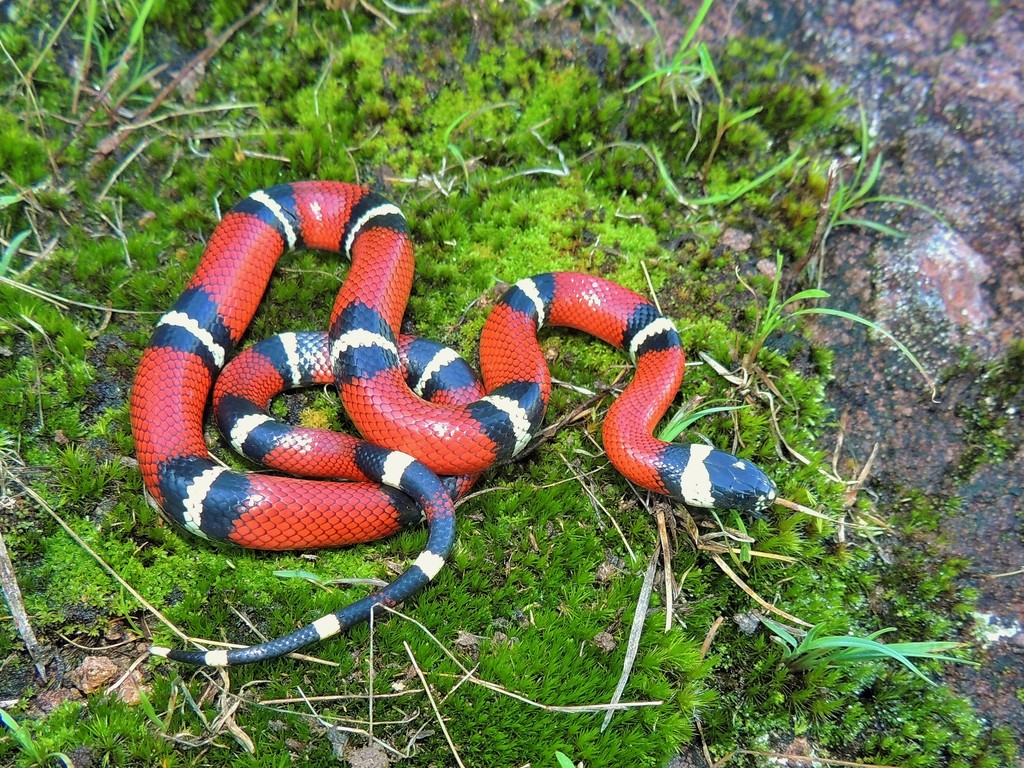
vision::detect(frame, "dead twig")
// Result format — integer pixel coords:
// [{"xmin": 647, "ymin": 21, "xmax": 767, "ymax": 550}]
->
[{"xmin": 0, "ymin": 526, "xmax": 48, "ymax": 679}]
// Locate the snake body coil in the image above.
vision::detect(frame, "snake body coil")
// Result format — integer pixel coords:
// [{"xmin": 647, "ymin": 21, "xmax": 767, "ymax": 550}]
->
[{"xmin": 130, "ymin": 181, "xmax": 776, "ymax": 666}]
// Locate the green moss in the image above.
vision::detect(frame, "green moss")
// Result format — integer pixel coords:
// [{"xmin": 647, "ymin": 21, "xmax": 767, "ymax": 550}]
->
[
  {"xmin": 952, "ymin": 341, "xmax": 1024, "ymax": 478},
  {"xmin": 0, "ymin": 2, "xmax": 1014, "ymax": 767},
  {"xmin": 0, "ymin": 112, "xmax": 51, "ymax": 186}
]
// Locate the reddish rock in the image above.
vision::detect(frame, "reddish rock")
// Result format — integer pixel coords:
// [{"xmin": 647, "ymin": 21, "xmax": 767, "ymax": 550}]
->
[
  {"xmin": 655, "ymin": 0, "xmax": 1024, "ymax": 746},
  {"xmin": 68, "ymin": 656, "xmax": 121, "ymax": 695}
]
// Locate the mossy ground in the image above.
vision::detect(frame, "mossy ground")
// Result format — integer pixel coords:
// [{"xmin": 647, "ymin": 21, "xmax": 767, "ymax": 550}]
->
[{"xmin": 0, "ymin": 2, "xmax": 1017, "ymax": 767}]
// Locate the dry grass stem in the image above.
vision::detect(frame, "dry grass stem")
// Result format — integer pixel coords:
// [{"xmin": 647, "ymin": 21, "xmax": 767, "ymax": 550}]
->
[
  {"xmin": 98, "ymin": 137, "xmax": 156, "ymax": 202},
  {"xmin": 368, "ymin": 606, "xmax": 375, "ymax": 735},
  {"xmin": 2, "ymin": 474, "xmax": 336, "ymax": 667},
  {"xmin": 0, "ymin": 275, "xmax": 143, "ymax": 314},
  {"xmin": 378, "ymin": 605, "xmax": 662, "ymax": 715},
  {"xmin": 710, "ymin": 553, "xmax": 811, "ymax": 627},
  {"xmin": 294, "ymin": 686, "xmax": 409, "ymax": 759},
  {"xmin": 798, "ymin": 157, "xmax": 841, "ymax": 276},
  {"xmin": 54, "ymin": 632, "xmax": 138, "ymax": 652},
  {"xmin": 557, "ymin": 451, "xmax": 636, "ymax": 561},
  {"xmin": 403, "ymin": 641, "xmax": 466, "ymax": 768},
  {"xmin": 5, "ymin": 466, "xmax": 189, "ymax": 644},
  {"xmin": 640, "ymin": 259, "xmax": 662, "ymax": 314},
  {"xmin": 655, "ymin": 506, "xmax": 674, "ymax": 631},
  {"xmin": 103, "ymin": 652, "xmax": 149, "ymax": 698},
  {"xmin": 600, "ymin": 545, "xmax": 660, "ymax": 732},
  {"xmin": 90, "ymin": 0, "xmax": 270, "ymax": 164},
  {"xmin": 699, "ymin": 616, "xmax": 724, "ymax": 659},
  {"xmin": 984, "ymin": 566, "xmax": 1024, "ymax": 579},
  {"xmin": 259, "ymin": 689, "xmax": 423, "ymax": 706}
]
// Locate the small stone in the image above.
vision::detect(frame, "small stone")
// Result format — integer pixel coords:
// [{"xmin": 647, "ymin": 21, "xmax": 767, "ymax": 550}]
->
[
  {"xmin": 346, "ymin": 745, "xmax": 391, "ymax": 768},
  {"xmin": 68, "ymin": 656, "xmax": 121, "ymax": 694},
  {"xmin": 114, "ymin": 670, "xmax": 149, "ymax": 706},
  {"xmin": 755, "ymin": 257, "xmax": 779, "ymax": 281},
  {"xmin": 453, "ymin": 630, "xmax": 481, "ymax": 656},
  {"xmin": 733, "ymin": 612, "xmax": 761, "ymax": 635},
  {"xmin": 594, "ymin": 561, "xmax": 618, "ymax": 583},
  {"xmin": 720, "ymin": 228, "xmax": 754, "ymax": 252}
]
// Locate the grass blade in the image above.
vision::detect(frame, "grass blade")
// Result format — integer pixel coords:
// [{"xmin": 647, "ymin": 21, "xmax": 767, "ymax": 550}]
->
[
  {"xmin": 0, "ymin": 230, "xmax": 31, "ymax": 277},
  {"xmin": 791, "ymin": 306, "xmax": 936, "ymax": 399},
  {"xmin": 688, "ymin": 149, "xmax": 802, "ymax": 206},
  {"xmin": 832, "ymin": 217, "xmax": 908, "ymax": 238},
  {"xmin": 658, "ymin": 404, "xmax": 748, "ymax": 443}
]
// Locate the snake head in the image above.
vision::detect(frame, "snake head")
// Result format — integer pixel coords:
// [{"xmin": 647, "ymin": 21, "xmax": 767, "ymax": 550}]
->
[{"xmin": 663, "ymin": 443, "xmax": 778, "ymax": 516}]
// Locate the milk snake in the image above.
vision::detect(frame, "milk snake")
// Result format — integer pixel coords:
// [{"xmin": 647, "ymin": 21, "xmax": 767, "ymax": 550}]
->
[{"xmin": 130, "ymin": 181, "xmax": 777, "ymax": 666}]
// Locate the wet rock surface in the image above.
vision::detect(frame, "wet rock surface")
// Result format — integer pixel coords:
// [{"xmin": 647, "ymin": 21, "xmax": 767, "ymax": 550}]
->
[{"xmin": 658, "ymin": 0, "xmax": 1024, "ymax": 753}]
